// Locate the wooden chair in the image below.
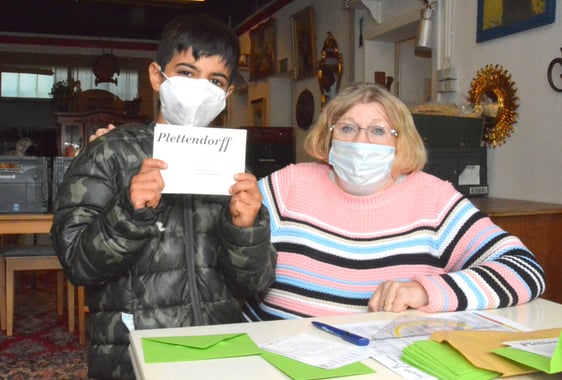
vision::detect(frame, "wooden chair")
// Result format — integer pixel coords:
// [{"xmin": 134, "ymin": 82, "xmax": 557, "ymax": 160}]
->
[
  {"xmin": 0, "ymin": 245, "xmax": 65, "ymax": 336},
  {"xmin": 67, "ymin": 282, "xmax": 89, "ymax": 344}
]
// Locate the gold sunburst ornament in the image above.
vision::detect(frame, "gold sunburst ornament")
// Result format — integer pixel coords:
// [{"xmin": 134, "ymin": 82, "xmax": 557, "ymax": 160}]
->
[{"xmin": 468, "ymin": 64, "xmax": 519, "ymax": 147}]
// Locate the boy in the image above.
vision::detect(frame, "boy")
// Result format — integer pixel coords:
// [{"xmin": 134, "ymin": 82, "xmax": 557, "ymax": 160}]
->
[{"xmin": 51, "ymin": 14, "xmax": 276, "ymax": 379}]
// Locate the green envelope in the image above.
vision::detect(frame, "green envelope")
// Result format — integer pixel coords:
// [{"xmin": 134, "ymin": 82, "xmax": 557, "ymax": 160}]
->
[
  {"xmin": 401, "ymin": 340, "xmax": 499, "ymax": 380},
  {"xmin": 492, "ymin": 331, "xmax": 562, "ymax": 374},
  {"xmin": 142, "ymin": 333, "xmax": 261, "ymax": 363},
  {"xmin": 259, "ymin": 350, "xmax": 375, "ymax": 380}
]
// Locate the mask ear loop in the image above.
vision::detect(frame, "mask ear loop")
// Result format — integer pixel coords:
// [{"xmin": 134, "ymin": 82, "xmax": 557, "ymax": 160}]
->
[
  {"xmin": 326, "ymin": 124, "xmax": 337, "ymax": 160},
  {"xmin": 158, "ymin": 67, "xmax": 172, "ymax": 125},
  {"xmin": 157, "ymin": 64, "xmax": 169, "ymax": 80}
]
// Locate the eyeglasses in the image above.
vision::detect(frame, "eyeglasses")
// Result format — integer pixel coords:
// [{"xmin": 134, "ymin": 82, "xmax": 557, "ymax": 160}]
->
[{"xmin": 330, "ymin": 122, "xmax": 398, "ymax": 143}]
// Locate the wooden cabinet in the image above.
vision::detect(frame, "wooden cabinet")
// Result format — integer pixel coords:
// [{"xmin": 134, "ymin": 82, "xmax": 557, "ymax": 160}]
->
[
  {"xmin": 53, "ymin": 88, "xmax": 149, "ymax": 156},
  {"xmin": 471, "ymin": 197, "xmax": 562, "ymax": 304},
  {"xmin": 54, "ymin": 111, "xmax": 149, "ymax": 156}
]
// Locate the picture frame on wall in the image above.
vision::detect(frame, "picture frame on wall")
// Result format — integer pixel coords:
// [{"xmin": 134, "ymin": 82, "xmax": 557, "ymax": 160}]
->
[
  {"xmin": 291, "ymin": 6, "xmax": 316, "ymax": 80},
  {"xmin": 250, "ymin": 19, "xmax": 276, "ymax": 80},
  {"xmin": 251, "ymin": 98, "xmax": 266, "ymax": 127},
  {"xmin": 476, "ymin": 0, "xmax": 556, "ymax": 42}
]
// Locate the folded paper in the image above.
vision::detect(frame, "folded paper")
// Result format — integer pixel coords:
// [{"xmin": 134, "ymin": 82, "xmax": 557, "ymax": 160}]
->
[
  {"xmin": 142, "ymin": 333, "xmax": 261, "ymax": 363},
  {"xmin": 260, "ymin": 350, "xmax": 375, "ymax": 380},
  {"xmin": 431, "ymin": 328, "xmax": 562, "ymax": 376},
  {"xmin": 401, "ymin": 339, "xmax": 499, "ymax": 380},
  {"xmin": 492, "ymin": 330, "xmax": 562, "ymax": 374}
]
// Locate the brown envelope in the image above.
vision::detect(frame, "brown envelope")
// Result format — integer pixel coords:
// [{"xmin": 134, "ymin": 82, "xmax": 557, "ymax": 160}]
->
[{"xmin": 431, "ymin": 328, "xmax": 562, "ymax": 377}]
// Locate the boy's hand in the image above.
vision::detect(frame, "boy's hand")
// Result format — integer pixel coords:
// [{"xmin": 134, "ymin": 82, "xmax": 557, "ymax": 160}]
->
[
  {"xmin": 89, "ymin": 124, "xmax": 116, "ymax": 143},
  {"xmin": 130, "ymin": 158, "xmax": 168, "ymax": 210},
  {"xmin": 228, "ymin": 173, "xmax": 262, "ymax": 228}
]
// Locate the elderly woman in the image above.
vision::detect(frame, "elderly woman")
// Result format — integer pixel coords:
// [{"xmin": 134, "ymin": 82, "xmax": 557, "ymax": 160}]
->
[{"xmin": 244, "ymin": 83, "xmax": 545, "ymax": 320}]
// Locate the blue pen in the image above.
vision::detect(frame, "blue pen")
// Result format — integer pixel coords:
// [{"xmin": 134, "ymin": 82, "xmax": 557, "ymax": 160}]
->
[{"xmin": 311, "ymin": 321, "xmax": 370, "ymax": 346}]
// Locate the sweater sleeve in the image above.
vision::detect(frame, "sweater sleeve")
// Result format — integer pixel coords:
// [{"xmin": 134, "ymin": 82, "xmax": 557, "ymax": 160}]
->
[
  {"xmin": 415, "ymin": 189, "xmax": 546, "ymax": 312},
  {"xmin": 216, "ymin": 198, "xmax": 277, "ymax": 298},
  {"xmin": 50, "ymin": 127, "xmax": 162, "ymax": 286}
]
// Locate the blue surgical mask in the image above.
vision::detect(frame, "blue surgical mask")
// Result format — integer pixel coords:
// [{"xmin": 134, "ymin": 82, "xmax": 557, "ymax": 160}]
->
[{"xmin": 328, "ymin": 140, "xmax": 395, "ymax": 196}]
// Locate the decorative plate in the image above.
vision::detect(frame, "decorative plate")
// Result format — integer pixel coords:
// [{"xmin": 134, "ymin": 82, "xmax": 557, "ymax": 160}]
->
[{"xmin": 296, "ymin": 89, "xmax": 314, "ymax": 130}]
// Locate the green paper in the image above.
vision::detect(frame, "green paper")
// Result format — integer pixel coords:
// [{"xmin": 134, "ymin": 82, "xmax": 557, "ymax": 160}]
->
[
  {"xmin": 402, "ymin": 340, "xmax": 499, "ymax": 380},
  {"xmin": 142, "ymin": 333, "xmax": 261, "ymax": 363},
  {"xmin": 492, "ymin": 331, "xmax": 562, "ymax": 374},
  {"xmin": 259, "ymin": 350, "xmax": 375, "ymax": 380}
]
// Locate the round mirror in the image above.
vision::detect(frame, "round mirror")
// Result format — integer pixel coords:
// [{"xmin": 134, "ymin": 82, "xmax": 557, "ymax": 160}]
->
[{"xmin": 468, "ymin": 64, "xmax": 519, "ymax": 147}]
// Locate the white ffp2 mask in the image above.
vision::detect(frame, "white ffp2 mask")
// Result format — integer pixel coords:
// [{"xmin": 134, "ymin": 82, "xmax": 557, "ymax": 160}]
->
[{"xmin": 159, "ymin": 74, "xmax": 226, "ymax": 127}]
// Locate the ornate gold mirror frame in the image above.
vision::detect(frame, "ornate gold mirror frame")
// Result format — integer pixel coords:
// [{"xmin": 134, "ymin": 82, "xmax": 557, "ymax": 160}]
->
[
  {"xmin": 468, "ymin": 64, "xmax": 519, "ymax": 147},
  {"xmin": 317, "ymin": 32, "xmax": 343, "ymax": 108}
]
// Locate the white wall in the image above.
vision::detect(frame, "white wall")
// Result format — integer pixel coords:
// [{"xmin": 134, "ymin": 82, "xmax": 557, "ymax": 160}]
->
[
  {"xmin": 450, "ymin": 1, "xmax": 562, "ymax": 203},
  {"xmin": 360, "ymin": 39, "xmax": 395, "ymax": 84},
  {"xmin": 357, "ymin": 0, "xmax": 562, "ymax": 204},
  {"xmin": 396, "ymin": 38, "xmax": 432, "ymax": 104},
  {"xmin": 235, "ymin": 0, "xmax": 353, "ymax": 163}
]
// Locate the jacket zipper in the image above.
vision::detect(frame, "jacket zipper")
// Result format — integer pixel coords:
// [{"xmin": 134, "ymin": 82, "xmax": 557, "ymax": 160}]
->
[{"xmin": 183, "ymin": 195, "xmax": 203, "ymax": 325}]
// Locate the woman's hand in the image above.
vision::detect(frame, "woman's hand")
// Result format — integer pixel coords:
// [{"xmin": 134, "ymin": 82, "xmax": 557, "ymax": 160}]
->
[
  {"xmin": 228, "ymin": 173, "xmax": 262, "ymax": 228},
  {"xmin": 368, "ymin": 280, "xmax": 429, "ymax": 312}
]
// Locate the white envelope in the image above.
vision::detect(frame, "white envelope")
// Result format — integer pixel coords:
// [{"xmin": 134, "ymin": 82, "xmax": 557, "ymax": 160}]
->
[{"xmin": 153, "ymin": 124, "xmax": 247, "ymax": 195}]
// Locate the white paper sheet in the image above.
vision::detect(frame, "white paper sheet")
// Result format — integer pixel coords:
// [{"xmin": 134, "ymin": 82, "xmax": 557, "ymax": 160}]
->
[
  {"xmin": 458, "ymin": 165, "xmax": 481, "ymax": 185},
  {"xmin": 261, "ymin": 333, "xmax": 371, "ymax": 369},
  {"xmin": 504, "ymin": 337, "xmax": 558, "ymax": 358},
  {"xmin": 152, "ymin": 124, "xmax": 246, "ymax": 195}
]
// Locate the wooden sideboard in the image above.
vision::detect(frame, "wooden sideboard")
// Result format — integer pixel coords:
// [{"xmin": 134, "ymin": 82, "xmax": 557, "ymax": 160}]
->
[{"xmin": 471, "ymin": 197, "xmax": 562, "ymax": 304}]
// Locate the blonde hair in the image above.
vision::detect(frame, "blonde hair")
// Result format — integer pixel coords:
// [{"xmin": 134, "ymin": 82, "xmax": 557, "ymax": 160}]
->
[{"xmin": 305, "ymin": 83, "xmax": 427, "ymax": 176}]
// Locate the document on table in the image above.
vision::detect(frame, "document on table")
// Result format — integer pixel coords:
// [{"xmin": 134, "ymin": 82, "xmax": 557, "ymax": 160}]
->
[
  {"xmin": 429, "ymin": 328, "xmax": 562, "ymax": 376},
  {"xmin": 339, "ymin": 311, "xmax": 524, "ymax": 380},
  {"xmin": 260, "ymin": 333, "xmax": 371, "ymax": 369},
  {"xmin": 345, "ymin": 311, "xmax": 508, "ymax": 341},
  {"xmin": 504, "ymin": 337, "xmax": 558, "ymax": 358},
  {"xmin": 492, "ymin": 329, "xmax": 562, "ymax": 374},
  {"xmin": 152, "ymin": 124, "xmax": 247, "ymax": 195}
]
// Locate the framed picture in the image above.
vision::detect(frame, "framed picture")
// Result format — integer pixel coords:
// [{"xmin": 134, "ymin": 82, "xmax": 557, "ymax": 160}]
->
[
  {"xmin": 476, "ymin": 0, "xmax": 556, "ymax": 42},
  {"xmin": 291, "ymin": 6, "xmax": 316, "ymax": 80},
  {"xmin": 251, "ymin": 98, "xmax": 266, "ymax": 127},
  {"xmin": 250, "ymin": 19, "xmax": 276, "ymax": 80}
]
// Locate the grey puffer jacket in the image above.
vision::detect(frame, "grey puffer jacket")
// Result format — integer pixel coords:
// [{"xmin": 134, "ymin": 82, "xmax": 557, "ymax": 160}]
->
[{"xmin": 51, "ymin": 123, "xmax": 277, "ymax": 380}]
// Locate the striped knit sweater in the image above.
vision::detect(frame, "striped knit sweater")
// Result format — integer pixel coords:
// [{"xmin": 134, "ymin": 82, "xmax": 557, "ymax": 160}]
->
[{"xmin": 244, "ymin": 163, "xmax": 545, "ymax": 321}]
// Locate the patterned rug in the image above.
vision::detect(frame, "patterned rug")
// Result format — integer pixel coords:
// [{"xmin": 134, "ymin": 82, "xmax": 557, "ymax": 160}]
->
[{"xmin": 0, "ymin": 271, "xmax": 89, "ymax": 379}]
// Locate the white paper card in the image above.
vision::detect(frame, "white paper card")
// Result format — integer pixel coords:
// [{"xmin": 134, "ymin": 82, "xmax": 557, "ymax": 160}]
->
[
  {"xmin": 504, "ymin": 337, "xmax": 558, "ymax": 358},
  {"xmin": 458, "ymin": 165, "xmax": 480, "ymax": 185},
  {"xmin": 153, "ymin": 124, "xmax": 246, "ymax": 195}
]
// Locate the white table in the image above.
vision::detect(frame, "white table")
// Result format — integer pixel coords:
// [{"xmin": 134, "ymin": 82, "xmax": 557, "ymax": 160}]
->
[{"xmin": 129, "ymin": 298, "xmax": 562, "ymax": 380}]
